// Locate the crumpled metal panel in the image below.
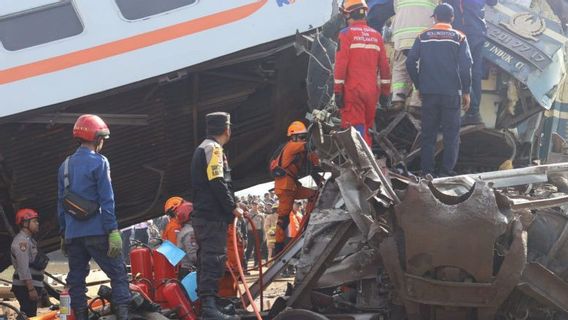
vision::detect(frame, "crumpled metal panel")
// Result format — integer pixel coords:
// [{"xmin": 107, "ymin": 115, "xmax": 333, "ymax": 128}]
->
[
  {"xmin": 316, "ymin": 248, "xmax": 381, "ymax": 289},
  {"xmin": 484, "ymin": 1, "xmax": 567, "ymax": 109},
  {"xmin": 295, "ymin": 180, "xmax": 354, "ymax": 284},
  {"xmin": 380, "ymin": 219, "xmax": 526, "ymax": 319},
  {"xmin": 395, "ymin": 180, "xmax": 508, "ymax": 282},
  {"xmin": 528, "ymin": 208, "xmax": 568, "ymax": 281}
]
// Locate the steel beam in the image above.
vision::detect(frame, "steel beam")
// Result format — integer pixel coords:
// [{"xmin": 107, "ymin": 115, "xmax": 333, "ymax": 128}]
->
[
  {"xmin": 518, "ymin": 263, "xmax": 568, "ymax": 312},
  {"xmin": 246, "ymin": 234, "xmax": 305, "ymax": 306},
  {"xmin": 434, "ymin": 163, "xmax": 568, "ymax": 189},
  {"xmin": 13, "ymin": 113, "xmax": 149, "ymax": 126},
  {"xmin": 287, "ymin": 220, "xmax": 356, "ymax": 309}
]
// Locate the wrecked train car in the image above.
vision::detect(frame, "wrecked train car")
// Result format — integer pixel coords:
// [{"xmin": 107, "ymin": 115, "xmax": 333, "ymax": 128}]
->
[
  {"xmin": 275, "ymin": 121, "xmax": 568, "ymax": 319},
  {"xmin": 306, "ymin": 0, "xmax": 568, "ymax": 172}
]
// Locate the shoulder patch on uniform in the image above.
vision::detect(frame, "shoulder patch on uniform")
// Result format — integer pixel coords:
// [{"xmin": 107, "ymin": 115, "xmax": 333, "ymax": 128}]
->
[
  {"xmin": 19, "ymin": 242, "xmax": 27, "ymax": 252},
  {"xmin": 206, "ymin": 145, "xmax": 224, "ymax": 181}
]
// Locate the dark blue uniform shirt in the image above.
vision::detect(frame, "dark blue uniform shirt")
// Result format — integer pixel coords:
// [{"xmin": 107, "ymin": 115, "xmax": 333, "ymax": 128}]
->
[
  {"xmin": 444, "ymin": 0, "xmax": 498, "ymax": 36},
  {"xmin": 406, "ymin": 23, "xmax": 473, "ymax": 96},
  {"xmin": 57, "ymin": 146, "xmax": 117, "ymax": 239}
]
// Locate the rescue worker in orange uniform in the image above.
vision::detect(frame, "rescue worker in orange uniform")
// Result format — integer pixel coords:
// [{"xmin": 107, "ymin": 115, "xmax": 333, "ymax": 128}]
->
[
  {"xmin": 162, "ymin": 196, "xmax": 184, "ymax": 245},
  {"xmin": 272, "ymin": 121, "xmax": 319, "ymax": 256},
  {"xmin": 334, "ymin": 0, "xmax": 391, "ymax": 145}
]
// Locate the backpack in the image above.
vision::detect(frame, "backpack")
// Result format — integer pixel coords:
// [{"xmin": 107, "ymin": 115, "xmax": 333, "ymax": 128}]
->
[
  {"xmin": 269, "ymin": 142, "xmax": 309, "ymax": 178},
  {"xmin": 269, "ymin": 143, "xmax": 289, "ymax": 178}
]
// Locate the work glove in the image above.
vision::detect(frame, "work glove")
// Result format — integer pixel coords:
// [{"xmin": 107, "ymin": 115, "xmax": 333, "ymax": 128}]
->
[
  {"xmin": 335, "ymin": 93, "xmax": 344, "ymax": 109},
  {"xmin": 60, "ymin": 238, "xmax": 68, "ymax": 257},
  {"xmin": 107, "ymin": 230, "xmax": 122, "ymax": 258}
]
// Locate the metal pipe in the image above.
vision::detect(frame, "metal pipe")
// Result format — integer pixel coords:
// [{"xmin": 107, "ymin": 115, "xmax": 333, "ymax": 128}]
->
[
  {"xmin": 509, "ymin": 195, "xmax": 568, "ymax": 211},
  {"xmin": 434, "ymin": 163, "xmax": 568, "ymax": 189}
]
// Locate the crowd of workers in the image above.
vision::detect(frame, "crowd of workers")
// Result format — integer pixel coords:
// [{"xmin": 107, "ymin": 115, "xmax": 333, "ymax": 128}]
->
[
  {"xmin": 337, "ymin": 0, "xmax": 497, "ymax": 176},
  {"xmin": 8, "ymin": 0, "xmax": 499, "ymax": 319}
]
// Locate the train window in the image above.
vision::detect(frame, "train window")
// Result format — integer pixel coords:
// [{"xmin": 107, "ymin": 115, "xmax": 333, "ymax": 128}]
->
[
  {"xmin": 116, "ymin": 0, "xmax": 197, "ymax": 20},
  {"xmin": 0, "ymin": 1, "xmax": 83, "ymax": 51}
]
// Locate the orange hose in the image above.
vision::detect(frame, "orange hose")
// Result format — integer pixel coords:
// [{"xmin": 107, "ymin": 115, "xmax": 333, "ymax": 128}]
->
[{"xmin": 232, "ymin": 217, "xmax": 262, "ymax": 320}]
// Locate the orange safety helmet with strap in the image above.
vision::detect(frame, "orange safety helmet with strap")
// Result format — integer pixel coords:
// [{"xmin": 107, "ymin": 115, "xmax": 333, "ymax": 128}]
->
[
  {"xmin": 287, "ymin": 121, "xmax": 308, "ymax": 137},
  {"xmin": 341, "ymin": 0, "xmax": 368, "ymax": 13},
  {"xmin": 175, "ymin": 201, "xmax": 193, "ymax": 225},
  {"xmin": 15, "ymin": 208, "xmax": 39, "ymax": 225},
  {"xmin": 164, "ymin": 196, "xmax": 184, "ymax": 216},
  {"xmin": 73, "ymin": 114, "xmax": 110, "ymax": 142}
]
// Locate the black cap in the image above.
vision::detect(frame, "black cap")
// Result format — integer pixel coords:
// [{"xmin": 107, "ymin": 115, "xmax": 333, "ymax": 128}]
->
[
  {"xmin": 432, "ymin": 3, "xmax": 454, "ymax": 22},
  {"xmin": 206, "ymin": 112, "xmax": 231, "ymax": 135}
]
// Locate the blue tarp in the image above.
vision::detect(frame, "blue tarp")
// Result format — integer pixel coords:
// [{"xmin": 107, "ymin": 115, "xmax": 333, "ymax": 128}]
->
[
  {"xmin": 156, "ymin": 240, "xmax": 186, "ymax": 267},
  {"xmin": 181, "ymin": 272, "xmax": 198, "ymax": 302}
]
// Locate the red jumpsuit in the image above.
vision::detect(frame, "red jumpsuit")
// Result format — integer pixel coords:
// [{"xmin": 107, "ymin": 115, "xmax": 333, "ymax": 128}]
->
[{"xmin": 334, "ymin": 20, "xmax": 391, "ymax": 145}]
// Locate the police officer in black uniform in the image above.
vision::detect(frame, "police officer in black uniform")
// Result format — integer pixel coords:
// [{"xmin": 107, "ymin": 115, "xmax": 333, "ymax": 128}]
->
[{"xmin": 191, "ymin": 112, "xmax": 242, "ymax": 320}]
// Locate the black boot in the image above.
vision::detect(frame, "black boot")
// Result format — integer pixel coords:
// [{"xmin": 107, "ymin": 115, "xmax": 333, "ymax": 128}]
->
[
  {"xmin": 73, "ymin": 308, "xmax": 89, "ymax": 320},
  {"xmin": 200, "ymin": 296, "xmax": 240, "ymax": 320},
  {"xmin": 113, "ymin": 304, "xmax": 129, "ymax": 320}
]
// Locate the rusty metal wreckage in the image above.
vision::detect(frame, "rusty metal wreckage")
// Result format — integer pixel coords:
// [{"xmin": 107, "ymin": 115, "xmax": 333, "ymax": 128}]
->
[{"xmin": 268, "ymin": 114, "xmax": 568, "ymax": 320}]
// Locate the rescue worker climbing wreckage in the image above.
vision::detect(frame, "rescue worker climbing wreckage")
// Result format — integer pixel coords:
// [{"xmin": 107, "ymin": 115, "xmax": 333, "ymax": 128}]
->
[
  {"xmin": 190, "ymin": 112, "xmax": 242, "ymax": 320},
  {"xmin": 271, "ymin": 121, "xmax": 320, "ymax": 257},
  {"xmin": 334, "ymin": 0, "xmax": 391, "ymax": 146},
  {"xmin": 406, "ymin": 3, "xmax": 473, "ymax": 177},
  {"xmin": 11, "ymin": 208, "xmax": 48, "ymax": 317},
  {"xmin": 58, "ymin": 114, "xmax": 130, "ymax": 320}
]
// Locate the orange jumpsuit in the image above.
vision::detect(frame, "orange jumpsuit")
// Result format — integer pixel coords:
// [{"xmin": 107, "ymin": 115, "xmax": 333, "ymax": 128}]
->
[
  {"xmin": 161, "ymin": 218, "xmax": 181, "ymax": 245},
  {"xmin": 218, "ymin": 224, "xmax": 244, "ymax": 297},
  {"xmin": 288, "ymin": 210, "xmax": 300, "ymax": 238},
  {"xmin": 274, "ymin": 140, "xmax": 319, "ymax": 244}
]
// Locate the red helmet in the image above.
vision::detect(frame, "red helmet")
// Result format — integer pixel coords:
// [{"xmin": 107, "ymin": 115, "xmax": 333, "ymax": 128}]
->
[
  {"xmin": 15, "ymin": 208, "xmax": 39, "ymax": 225},
  {"xmin": 176, "ymin": 201, "xmax": 193, "ymax": 224},
  {"xmin": 73, "ymin": 114, "xmax": 110, "ymax": 142}
]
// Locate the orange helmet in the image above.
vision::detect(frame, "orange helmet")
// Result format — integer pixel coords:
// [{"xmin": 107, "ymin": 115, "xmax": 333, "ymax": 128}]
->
[
  {"xmin": 15, "ymin": 208, "xmax": 39, "ymax": 225},
  {"xmin": 73, "ymin": 114, "xmax": 110, "ymax": 142},
  {"xmin": 164, "ymin": 196, "xmax": 184, "ymax": 215},
  {"xmin": 176, "ymin": 201, "xmax": 193, "ymax": 224},
  {"xmin": 287, "ymin": 121, "xmax": 308, "ymax": 137},
  {"xmin": 341, "ymin": 0, "xmax": 368, "ymax": 13}
]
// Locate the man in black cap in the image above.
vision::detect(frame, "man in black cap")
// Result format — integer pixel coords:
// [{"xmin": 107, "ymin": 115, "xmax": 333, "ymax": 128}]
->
[
  {"xmin": 406, "ymin": 3, "xmax": 473, "ymax": 177},
  {"xmin": 191, "ymin": 112, "xmax": 242, "ymax": 320}
]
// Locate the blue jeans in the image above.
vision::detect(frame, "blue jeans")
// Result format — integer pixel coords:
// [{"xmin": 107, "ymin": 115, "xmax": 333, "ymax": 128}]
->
[
  {"xmin": 66, "ymin": 236, "xmax": 130, "ymax": 310},
  {"xmin": 467, "ymin": 35, "xmax": 485, "ymax": 115},
  {"xmin": 421, "ymin": 94, "xmax": 461, "ymax": 174}
]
